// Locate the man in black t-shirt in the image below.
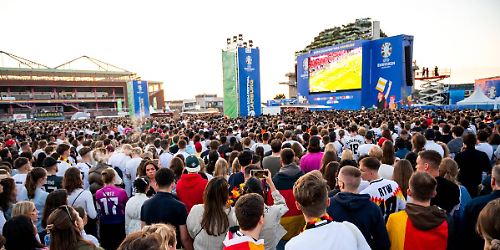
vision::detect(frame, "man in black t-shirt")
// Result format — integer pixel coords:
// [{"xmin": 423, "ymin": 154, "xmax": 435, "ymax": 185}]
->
[
  {"xmin": 42, "ymin": 156, "xmax": 62, "ymax": 193},
  {"xmin": 416, "ymin": 150, "xmax": 460, "ymax": 214},
  {"xmin": 141, "ymin": 168, "xmax": 193, "ymax": 250}
]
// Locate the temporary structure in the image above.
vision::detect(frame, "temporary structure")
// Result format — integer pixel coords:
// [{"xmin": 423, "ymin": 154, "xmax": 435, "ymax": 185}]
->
[{"xmin": 457, "ymin": 88, "xmax": 496, "ymax": 105}]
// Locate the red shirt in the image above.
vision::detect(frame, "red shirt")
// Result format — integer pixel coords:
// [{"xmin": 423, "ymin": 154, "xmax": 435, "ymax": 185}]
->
[{"xmin": 175, "ymin": 173, "xmax": 208, "ymax": 213}]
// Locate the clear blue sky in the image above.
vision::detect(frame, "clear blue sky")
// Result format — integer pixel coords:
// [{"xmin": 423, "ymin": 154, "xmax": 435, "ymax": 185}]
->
[{"xmin": 1, "ymin": 0, "xmax": 499, "ymax": 100}]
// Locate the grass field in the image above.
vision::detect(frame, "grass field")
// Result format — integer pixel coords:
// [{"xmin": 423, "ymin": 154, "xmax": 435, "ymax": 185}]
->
[{"xmin": 309, "ymin": 49, "xmax": 362, "ymax": 93}]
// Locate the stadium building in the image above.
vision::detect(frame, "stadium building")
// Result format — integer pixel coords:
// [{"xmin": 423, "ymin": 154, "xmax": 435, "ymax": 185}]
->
[{"xmin": 0, "ymin": 51, "xmax": 164, "ymax": 121}]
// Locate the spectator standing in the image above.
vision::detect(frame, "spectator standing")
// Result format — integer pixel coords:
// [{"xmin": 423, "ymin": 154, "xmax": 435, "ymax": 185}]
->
[
  {"xmin": 286, "ymin": 171, "xmax": 370, "ymax": 250},
  {"xmin": 141, "ymin": 168, "xmax": 193, "ymax": 250},
  {"xmin": 327, "ymin": 166, "xmax": 390, "ymax": 250},
  {"xmin": 176, "ymin": 155, "xmax": 209, "ymax": 213},
  {"xmin": 386, "ymin": 172, "xmax": 450, "ymax": 250}
]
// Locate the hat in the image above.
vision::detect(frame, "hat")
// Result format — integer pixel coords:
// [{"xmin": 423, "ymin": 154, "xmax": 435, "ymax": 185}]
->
[
  {"xmin": 185, "ymin": 155, "xmax": 200, "ymax": 173},
  {"xmin": 194, "ymin": 142, "xmax": 202, "ymax": 153},
  {"xmin": 42, "ymin": 156, "xmax": 59, "ymax": 168},
  {"xmin": 5, "ymin": 139, "xmax": 15, "ymax": 147}
]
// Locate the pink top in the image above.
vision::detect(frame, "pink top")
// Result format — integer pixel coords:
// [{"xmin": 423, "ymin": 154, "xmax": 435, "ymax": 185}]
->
[{"xmin": 299, "ymin": 152, "xmax": 324, "ymax": 173}]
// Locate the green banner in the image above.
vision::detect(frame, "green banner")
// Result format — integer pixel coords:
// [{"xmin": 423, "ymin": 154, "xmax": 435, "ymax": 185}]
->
[
  {"xmin": 127, "ymin": 82, "xmax": 134, "ymax": 116},
  {"xmin": 222, "ymin": 50, "xmax": 238, "ymax": 118},
  {"xmin": 117, "ymin": 98, "xmax": 123, "ymax": 112}
]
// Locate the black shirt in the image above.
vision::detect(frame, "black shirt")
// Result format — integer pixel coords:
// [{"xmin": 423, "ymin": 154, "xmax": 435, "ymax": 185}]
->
[
  {"xmin": 431, "ymin": 176, "xmax": 460, "ymax": 214},
  {"xmin": 44, "ymin": 175, "xmax": 62, "ymax": 193},
  {"xmin": 141, "ymin": 192, "xmax": 187, "ymax": 249}
]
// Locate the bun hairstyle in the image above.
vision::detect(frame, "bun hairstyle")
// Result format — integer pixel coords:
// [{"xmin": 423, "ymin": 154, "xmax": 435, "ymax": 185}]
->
[
  {"xmin": 134, "ymin": 176, "xmax": 150, "ymax": 194},
  {"xmin": 101, "ymin": 168, "xmax": 116, "ymax": 184}
]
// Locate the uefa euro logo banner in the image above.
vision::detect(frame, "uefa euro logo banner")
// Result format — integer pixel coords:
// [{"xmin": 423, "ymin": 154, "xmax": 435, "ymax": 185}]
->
[
  {"xmin": 127, "ymin": 80, "xmax": 150, "ymax": 118},
  {"xmin": 237, "ymin": 47, "xmax": 261, "ymax": 117}
]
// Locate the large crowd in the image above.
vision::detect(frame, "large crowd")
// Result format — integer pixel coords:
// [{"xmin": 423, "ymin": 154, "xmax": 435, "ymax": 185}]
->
[{"xmin": 0, "ymin": 109, "xmax": 499, "ymax": 250}]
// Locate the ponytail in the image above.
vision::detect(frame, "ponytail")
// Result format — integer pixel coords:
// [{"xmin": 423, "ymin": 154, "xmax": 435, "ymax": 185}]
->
[{"xmin": 25, "ymin": 167, "xmax": 47, "ymax": 199}]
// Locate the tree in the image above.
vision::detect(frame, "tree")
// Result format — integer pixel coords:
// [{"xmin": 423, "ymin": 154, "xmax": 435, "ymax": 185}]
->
[{"xmin": 274, "ymin": 93, "xmax": 286, "ymax": 100}]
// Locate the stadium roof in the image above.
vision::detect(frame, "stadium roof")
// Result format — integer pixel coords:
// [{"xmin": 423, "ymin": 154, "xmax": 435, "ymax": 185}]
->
[{"xmin": 0, "ymin": 51, "xmax": 136, "ymax": 81}]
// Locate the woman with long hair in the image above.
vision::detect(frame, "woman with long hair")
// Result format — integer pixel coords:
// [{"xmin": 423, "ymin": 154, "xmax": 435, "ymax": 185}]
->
[
  {"xmin": 125, "ymin": 176, "xmax": 150, "ymax": 235},
  {"xmin": 320, "ymin": 150, "xmax": 338, "ymax": 177},
  {"xmin": 299, "ymin": 136, "xmax": 324, "ymax": 173},
  {"xmin": 137, "ymin": 160, "xmax": 159, "ymax": 197},
  {"xmin": 392, "ymin": 159, "xmax": 413, "ymax": 199},
  {"xmin": 0, "ymin": 178, "xmax": 16, "ymax": 221},
  {"xmin": 411, "ymin": 133, "xmax": 426, "ymax": 153},
  {"xmin": 41, "ymin": 189, "xmax": 68, "ymax": 239},
  {"xmin": 379, "ymin": 141, "xmax": 396, "ymax": 180},
  {"xmin": 323, "ymin": 161, "xmax": 341, "ymax": 197},
  {"xmin": 476, "ymin": 199, "xmax": 500, "ymax": 250},
  {"xmin": 187, "ymin": 177, "xmax": 238, "ymax": 250},
  {"xmin": 63, "ymin": 167, "xmax": 98, "ymax": 236},
  {"xmin": 169, "ymin": 157, "xmax": 185, "ymax": 182},
  {"xmin": 240, "ymin": 174, "xmax": 289, "ymax": 250},
  {"xmin": 19, "ymin": 167, "xmax": 48, "ymax": 233},
  {"xmin": 214, "ymin": 158, "xmax": 229, "ymax": 180},
  {"xmin": 3, "ymin": 215, "xmax": 46, "ymax": 250},
  {"xmin": 46, "ymin": 205, "xmax": 103, "ymax": 250},
  {"xmin": 95, "ymin": 168, "xmax": 128, "ymax": 250},
  {"xmin": 438, "ymin": 158, "xmax": 471, "ymax": 217}
]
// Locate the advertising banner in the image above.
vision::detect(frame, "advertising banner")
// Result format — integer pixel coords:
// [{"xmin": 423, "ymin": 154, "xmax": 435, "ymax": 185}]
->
[
  {"xmin": 368, "ymin": 35, "xmax": 407, "ymax": 109},
  {"xmin": 222, "ymin": 50, "xmax": 239, "ymax": 118},
  {"xmin": 128, "ymin": 80, "xmax": 150, "ymax": 118},
  {"xmin": 116, "ymin": 98, "xmax": 122, "ymax": 112},
  {"xmin": 237, "ymin": 47, "xmax": 261, "ymax": 117}
]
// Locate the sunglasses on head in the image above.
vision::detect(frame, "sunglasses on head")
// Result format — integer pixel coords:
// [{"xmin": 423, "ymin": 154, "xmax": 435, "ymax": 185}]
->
[{"xmin": 59, "ymin": 205, "xmax": 73, "ymax": 221}]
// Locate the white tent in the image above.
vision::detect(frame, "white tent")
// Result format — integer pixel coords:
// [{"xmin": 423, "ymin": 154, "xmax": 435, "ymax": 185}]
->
[{"xmin": 457, "ymin": 88, "xmax": 496, "ymax": 105}]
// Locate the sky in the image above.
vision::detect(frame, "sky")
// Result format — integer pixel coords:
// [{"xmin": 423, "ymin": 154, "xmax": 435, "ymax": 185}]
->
[{"xmin": 1, "ymin": 0, "xmax": 499, "ymax": 101}]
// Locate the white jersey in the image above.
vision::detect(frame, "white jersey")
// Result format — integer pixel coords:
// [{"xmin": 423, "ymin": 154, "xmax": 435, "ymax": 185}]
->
[
  {"xmin": 344, "ymin": 134, "xmax": 364, "ymax": 160},
  {"xmin": 76, "ymin": 162, "xmax": 92, "ymax": 190},
  {"xmin": 360, "ymin": 178, "xmax": 406, "ymax": 220}
]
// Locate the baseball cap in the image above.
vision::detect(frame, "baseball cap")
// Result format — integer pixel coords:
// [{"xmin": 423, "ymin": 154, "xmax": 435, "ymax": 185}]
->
[
  {"xmin": 185, "ymin": 155, "xmax": 200, "ymax": 173},
  {"xmin": 5, "ymin": 139, "xmax": 15, "ymax": 147},
  {"xmin": 43, "ymin": 156, "xmax": 59, "ymax": 168}
]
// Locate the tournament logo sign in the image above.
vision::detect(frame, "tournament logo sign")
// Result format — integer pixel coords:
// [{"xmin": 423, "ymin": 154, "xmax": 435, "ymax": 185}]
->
[
  {"xmin": 381, "ymin": 42, "xmax": 392, "ymax": 58},
  {"xmin": 302, "ymin": 58, "xmax": 308, "ymax": 71},
  {"xmin": 246, "ymin": 55, "xmax": 252, "ymax": 66}
]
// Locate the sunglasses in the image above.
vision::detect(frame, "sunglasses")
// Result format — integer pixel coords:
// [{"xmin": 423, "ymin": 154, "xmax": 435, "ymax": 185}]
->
[{"xmin": 59, "ymin": 205, "xmax": 73, "ymax": 221}]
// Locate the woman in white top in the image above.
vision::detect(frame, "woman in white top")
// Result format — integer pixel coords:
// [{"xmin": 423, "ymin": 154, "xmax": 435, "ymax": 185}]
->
[
  {"xmin": 240, "ymin": 172, "xmax": 289, "ymax": 250},
  {"xmin": 125, "ymin": 176, "xmax": 149, "ymax": 234},
  {"xmin": 187, "ymin": 177, "xmax": 238, "ymax": 250},
  {"xmin": 64, "ymin": 167, "xmax": 97, "ymax": 220}
]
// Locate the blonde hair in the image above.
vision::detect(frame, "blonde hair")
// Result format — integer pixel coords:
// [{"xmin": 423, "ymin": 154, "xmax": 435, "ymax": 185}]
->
[
  {"xmin": 437, "ymin": 141, "xmax": 450, "ymax": 158},
  {"xmin": 438, "ymin": 158, "xmax": 459, "ymax": 184},
  {"xmin": 142, "ymin": 223, "xmax": 177, "ymax": 250},
  {"xmin": 231, "ymin": 157, "xmax": 241, "ymax": 174},
  {"xmin": 368, "ymin": 146, "xmax": 383, "ymax": 161},
  {"xmin": 93, "ymin": 148, "xmax": 108, "ymax": 163},
  {"xmin": 341, "ymin": 149, "xmax": 354, "ymax": 161},
  {"xmin": 214, "ymin": 158, "xmax": 229, "ymax": 178},
  {"xmin": 12, "ymin": 201, "xmax": 36, "ymax": 218},
  {"xmin": 324, "ymin": 143, "xmax": 337, "ymax": 154}
]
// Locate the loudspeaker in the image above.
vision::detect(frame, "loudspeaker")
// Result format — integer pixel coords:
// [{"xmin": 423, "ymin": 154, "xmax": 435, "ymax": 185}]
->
[{"xmin": 404, "ymin": 46, "xmax": 413, "ymax": 86}]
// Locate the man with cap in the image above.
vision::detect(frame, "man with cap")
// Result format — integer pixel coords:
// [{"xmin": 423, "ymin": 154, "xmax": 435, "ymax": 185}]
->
[
  {"xmin": 43, "ymin": 156, "xmax": 62, "ymax": 193},
  {"xmin": 175, "ymin": 155, "xmax": 208, "ymax": 213}
]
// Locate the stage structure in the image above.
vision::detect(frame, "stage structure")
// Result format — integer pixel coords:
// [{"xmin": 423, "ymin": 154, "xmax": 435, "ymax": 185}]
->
[
  {"xmin": 296, "ymin": 35, "xmax": 414, "ymax": 110},
  {"xmin": 222, "ymin": 34, "xmax": 261, "ymax": 118},
  {"xmin": 414, "ymin": 67, "xmax": 451, "ymax": 106}
]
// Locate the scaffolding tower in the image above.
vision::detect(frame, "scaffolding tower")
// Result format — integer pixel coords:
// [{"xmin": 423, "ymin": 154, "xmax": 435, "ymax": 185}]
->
[{"xmin": 415, "ymin": 67, "xmax": 451, "ymax": 105}]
